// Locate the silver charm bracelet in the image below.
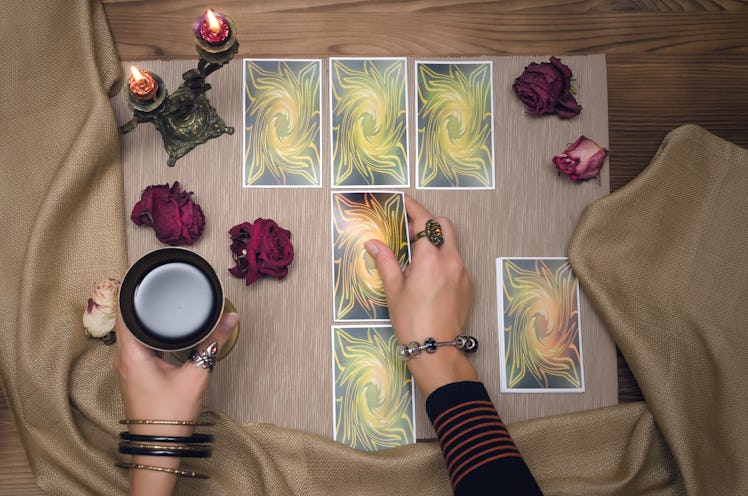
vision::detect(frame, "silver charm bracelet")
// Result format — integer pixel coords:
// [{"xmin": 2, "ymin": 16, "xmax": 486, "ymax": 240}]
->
[{"xmin": 398, "ymin": 335, "xmax": 479, "ymax": 360}]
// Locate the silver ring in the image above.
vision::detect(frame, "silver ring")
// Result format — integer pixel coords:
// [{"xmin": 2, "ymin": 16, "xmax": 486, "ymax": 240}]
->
[{"xmin": 189, "ymin": 341, "xmax": 218, "ymax": 372}]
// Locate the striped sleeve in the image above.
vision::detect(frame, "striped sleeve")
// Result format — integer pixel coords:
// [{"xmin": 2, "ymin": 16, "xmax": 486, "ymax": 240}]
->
[{"xmin": 426, "ymin": 381, "xmax": 543, "ymax": 495}]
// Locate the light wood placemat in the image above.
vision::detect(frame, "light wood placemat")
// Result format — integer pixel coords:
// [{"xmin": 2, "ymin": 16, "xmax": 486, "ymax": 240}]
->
[{"xmin": 112, "ymin": 55, "xmax": 615, "ymax": 439}]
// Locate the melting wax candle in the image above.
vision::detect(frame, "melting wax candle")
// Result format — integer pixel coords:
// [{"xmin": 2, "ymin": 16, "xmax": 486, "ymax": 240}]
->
[
  {"xmin": 193, "ymin": 9, "xmax": 230, "ymax": 46},
  {"xmin": 127, "ymin": 66, "xmax": 159, "ymax": 103}
]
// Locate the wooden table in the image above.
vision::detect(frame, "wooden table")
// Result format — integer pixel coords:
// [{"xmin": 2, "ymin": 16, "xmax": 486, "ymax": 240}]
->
[{"xmin": 2, "ymin": 1, "xmax": 746, "ymax": 493}]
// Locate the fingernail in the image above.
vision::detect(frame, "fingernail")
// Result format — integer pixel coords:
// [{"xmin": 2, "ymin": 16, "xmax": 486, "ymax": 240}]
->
[
  {"xmin": 222, "ymin": 312, "xmax": 239, "ymax": 328},
  {"xmin": 364, "ymin": 240, "xmax": 379, "ymax": 256}
]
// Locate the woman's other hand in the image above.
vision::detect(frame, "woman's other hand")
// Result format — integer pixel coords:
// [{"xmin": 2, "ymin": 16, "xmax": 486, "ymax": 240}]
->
[{"xmin": 365, "ymin": 196, "xmax": 478, "ymax": 395}]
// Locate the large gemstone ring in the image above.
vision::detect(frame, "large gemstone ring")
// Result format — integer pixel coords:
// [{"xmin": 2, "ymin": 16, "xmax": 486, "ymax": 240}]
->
[{"xmin": 414, "ymin": 219, "xmax": 444, "ymax": 247}]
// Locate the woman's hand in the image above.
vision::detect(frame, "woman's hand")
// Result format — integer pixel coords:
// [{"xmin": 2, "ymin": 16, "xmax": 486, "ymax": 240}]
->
[
  {"xmin": 113, "ymin": 311, "xmax": 238, "ymax": 495},
  {"xmin": 365, "ymin": 196, "xmax": 478, "ymax": 396},
  {"xmin": 113, "ymin": 311, "xmax": 238, "ymax": 431}
]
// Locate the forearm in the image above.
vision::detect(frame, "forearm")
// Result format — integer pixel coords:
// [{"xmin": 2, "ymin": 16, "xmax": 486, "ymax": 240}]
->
[
  {"xmin": 406, "ymin": 348, "xmax": 478, "ymax": 397},
  {"xmin": 129, "ymin": 461, "xmax": 178, "ymax": 496},
  {"xmin": 426, "ymin": 381, "xmax": 543, "ymax": 495}
]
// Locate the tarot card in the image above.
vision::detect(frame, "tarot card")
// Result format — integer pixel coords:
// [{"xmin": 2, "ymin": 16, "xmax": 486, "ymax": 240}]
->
[
  {"xmin": 243, "ymin": 59, "xmax": 322, "ymax": 187},
  {"xmin": 332, "ymin": 325, "xmax": 415, "ymax": 450},
  {"xmin": 331, "ymin": 191, "xmax": 410, "ymax": 321},
  {"xmin": 416, "ymin": 61, "xmax": 495, "ymax": 189},
  {"xmin": 497, "ymin": 257, "xmax": 585, "ymax": 392},
  {"xmin": 330, "ymin": 58, "xmax": 409, "ymax": 187}
]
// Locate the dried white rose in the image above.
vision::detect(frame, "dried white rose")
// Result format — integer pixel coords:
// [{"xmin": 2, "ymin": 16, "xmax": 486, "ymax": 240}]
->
[{"xmin": 83, "ymin": 278, "xmax": 121, "ymax": 339}]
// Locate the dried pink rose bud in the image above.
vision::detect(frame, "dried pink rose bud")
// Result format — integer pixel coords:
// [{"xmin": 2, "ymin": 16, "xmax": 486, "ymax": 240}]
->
[
  {"xmin": 553, "ymin": 136, "xmax": 608, "ymax": 182},
  {"xmin": 83, "ymin": 278, "xmax": 121, "ymax": 340}
]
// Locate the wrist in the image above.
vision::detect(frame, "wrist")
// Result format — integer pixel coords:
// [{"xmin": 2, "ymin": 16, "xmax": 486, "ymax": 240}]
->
[
  {"xmin": 129, "ymin": 464, "xmax": 179, "ymax": 496},
  {"xmin": 406, "ymin": 347, "xmax": 478, "ymax": 396},
  {"xmin": 127, "ymin": 424, "xmax": 195, "ymax": 437},
  {"xmin": 130, "ymin": 453, "xmax": 183, "ymax": 470}
]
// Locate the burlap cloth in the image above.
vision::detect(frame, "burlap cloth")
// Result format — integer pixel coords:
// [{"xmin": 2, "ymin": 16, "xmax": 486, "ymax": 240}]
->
[{"xmin": 1, "ymin": 1, "xmax": 746, "ymax": 494}]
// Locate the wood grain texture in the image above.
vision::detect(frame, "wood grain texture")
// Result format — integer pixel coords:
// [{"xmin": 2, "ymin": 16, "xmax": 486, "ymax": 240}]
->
[
  {"xmin": 4, "ymin": 0, "xmax": 748, "ymax": 491},
  {"xmin": 608, "ymin": 54, "xmax": 748, "ymax": 191},
  {"xmin": 100, "ymin": 0, "xmax": 748, "ymax": 14},
  {"xmin": 0, "ymin": 394, "xmax": 41, "ymax": 495},
  {"xmin": 104, "ymin": 9, "xmax": 748, "ymax": 59}
]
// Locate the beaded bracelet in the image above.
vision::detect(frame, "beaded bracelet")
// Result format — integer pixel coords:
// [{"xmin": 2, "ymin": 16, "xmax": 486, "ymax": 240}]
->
[
  {"xmin": 115, "ymin": 462, "xmax": 209, "ymax": 479},
  {"xmin": 119, "ymin": 431, "xmax": 214, "ymax": 444},
  {"xmin": 398, "ymin": 335, "xmax": 479, "ymax": 360}
]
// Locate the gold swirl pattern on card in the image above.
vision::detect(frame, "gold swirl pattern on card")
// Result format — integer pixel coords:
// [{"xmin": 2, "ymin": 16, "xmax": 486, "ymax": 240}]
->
[
  {"xmin": 331, "ymin": 59, "xmax": 408, "ymax": 186},
  {"xmin": 332, "ymin": 192, "xmax": 408, "ymax": 321},
  {"xmin": 502, "ymin": 259, "xmax": 583, "ymax": 389},
  {"xmin": 333, "ymin": 326, "xmax": 414, "ymax": 450},
  {"xmin": 417, "ymin": 62, "xmax": 493, "ymax": 188},
  {"xmin": 244, "ymin": 60, "xmax": 321, "ymax": 186}
]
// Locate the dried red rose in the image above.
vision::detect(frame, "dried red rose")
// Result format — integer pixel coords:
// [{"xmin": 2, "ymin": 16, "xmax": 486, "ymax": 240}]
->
[
  {"xmin": 229, "ymin": 219, "xmax": 294, "ymax": 286},
  {"xmin": 513, "ymin": 56, "xmax": 581, "ymax": 119},
  {"xmin": 553, "ymin": 136, "xmax": 608, "ymax": 182},
  {"xmin": 131, "ymin": 182, "xmax": 205, "ymax": 245}
]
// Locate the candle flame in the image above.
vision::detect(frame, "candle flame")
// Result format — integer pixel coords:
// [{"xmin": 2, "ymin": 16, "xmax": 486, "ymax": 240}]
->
[
  {"xmin": 129, "ymin": 66, "xmax": 145, "ymax": 82},
  {"xmin": 206, "ymin": 9, "xmax": 220, "ymax": 33}
]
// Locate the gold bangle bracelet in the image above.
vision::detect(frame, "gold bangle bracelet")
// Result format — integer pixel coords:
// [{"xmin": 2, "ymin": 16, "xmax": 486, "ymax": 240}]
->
[
  {"xmin": 119, "ymin": 419, "xmax": 214, "ymax": 426},
  {"xmin": 115, "ymin": 462, "xmax": 209, "ymax": 479},
  {"xmin": 119, "ymin": 443, "xmax": 211, "ymax": 451}
]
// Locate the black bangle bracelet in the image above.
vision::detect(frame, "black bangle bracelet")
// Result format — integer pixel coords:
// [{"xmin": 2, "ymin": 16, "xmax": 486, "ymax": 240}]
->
[
  {"xmin": 118, "ymin": 445, "xmax": 212, "ymax": 458},
  {"xmin": 119, "ymin": 431, "xmax": 214, "ymax": 444}
]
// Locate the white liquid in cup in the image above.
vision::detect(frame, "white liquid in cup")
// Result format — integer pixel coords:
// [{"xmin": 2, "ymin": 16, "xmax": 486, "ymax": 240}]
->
[{"xmin": 133, "ymin": 262, "xmax": 214, "ymax": 339}]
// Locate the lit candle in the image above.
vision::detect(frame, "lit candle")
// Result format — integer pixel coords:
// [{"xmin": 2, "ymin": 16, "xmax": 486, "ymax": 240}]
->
[
  {"xmin": 127, "ymin": 66, "xmax": 159, "ymax": 103},
  {"xmin": 193, "ymin": 9, "xmax": 230, "ymax": 46}
]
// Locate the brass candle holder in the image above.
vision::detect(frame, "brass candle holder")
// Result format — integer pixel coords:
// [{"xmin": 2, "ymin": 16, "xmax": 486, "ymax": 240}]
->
[{"xmin": 119, "ymin": 12, "xmax": 239, "ymax": 167}]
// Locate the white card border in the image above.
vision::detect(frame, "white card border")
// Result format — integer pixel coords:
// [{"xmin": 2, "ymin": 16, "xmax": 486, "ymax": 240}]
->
[
  {"xmin": 329, "ymin": 57, "xmax": 410, "ymax": 189},
  {"xmin": 414, "ymin": 60, "xmax": 496, "ymax": 190},
  {"xmin": 496, "ymin": 257, "xmax": 585, "ymax": 393},
  {"xmin": 330, "ymin": 324, "xmax": 417, "ymax": 447},
  {"xmin": 242, "ymin": 58, "xmax": 324, "ymax": 188}
]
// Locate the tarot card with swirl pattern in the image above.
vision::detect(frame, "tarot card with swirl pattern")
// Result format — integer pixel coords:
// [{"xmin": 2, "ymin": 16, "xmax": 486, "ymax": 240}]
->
[
  {"xmin": 243, "ymin": 59, "xmax": 322, "ymax": 187},
  {"xmin": 497, "ymin": 258, "xmax": 585, "ymax": 392},
  {"xmin": 331, "ymin": 191, "xmax": 410, "ymax": 321},
  {"xmin": 330, "ymin": 58, "xmax": 409, "ymax": 187},
  {"xmin": 332, "ymin": 325, "xmax": 415, "ymax": 450},
  {"xmin": 416, "ymin": 61, "xmax": 495, "ymax": 190}
]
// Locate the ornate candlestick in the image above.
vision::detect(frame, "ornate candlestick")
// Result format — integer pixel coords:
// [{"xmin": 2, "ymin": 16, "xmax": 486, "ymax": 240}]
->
[{"xmin": 119, "ymin": 9, "xmax": 239, "ymax": 167}]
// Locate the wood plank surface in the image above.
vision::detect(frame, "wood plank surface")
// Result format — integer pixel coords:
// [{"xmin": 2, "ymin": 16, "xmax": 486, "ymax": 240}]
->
[{"xmin": 3, "ymin": 1, "xmax": 746, "ymax": 493}]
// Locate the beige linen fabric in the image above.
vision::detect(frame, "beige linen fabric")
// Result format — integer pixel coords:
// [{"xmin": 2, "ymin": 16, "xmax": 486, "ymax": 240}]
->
[
  {"xmin": 1, "ymin": 1, "xmax": 746, "ymax": 494},
  {"xmin": 567, "ymin": 123, "xmax": 748, "ymax": 495}
]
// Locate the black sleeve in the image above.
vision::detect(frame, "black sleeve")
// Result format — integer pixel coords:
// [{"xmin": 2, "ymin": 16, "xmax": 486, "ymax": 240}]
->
[{"xmin": 426, "ymin": 381, "xmax": 543, "ymax": 495}]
